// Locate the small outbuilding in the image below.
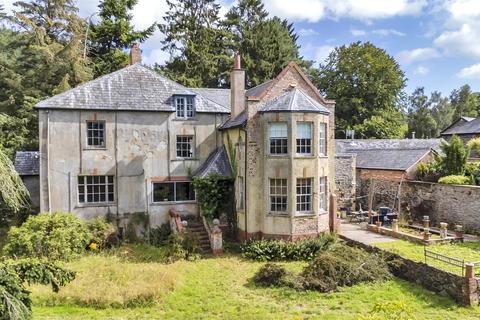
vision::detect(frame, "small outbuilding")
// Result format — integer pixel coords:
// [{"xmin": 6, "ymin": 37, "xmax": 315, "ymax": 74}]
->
[{"xmin": 14, "ymin": 151, "xmax": 40, "ymax": 211}]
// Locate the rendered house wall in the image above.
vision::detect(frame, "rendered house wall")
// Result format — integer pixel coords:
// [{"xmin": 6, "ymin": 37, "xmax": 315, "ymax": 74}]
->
[{"xmin": 39, "ymin": 108, "xmax": 226, "ymax": 227}]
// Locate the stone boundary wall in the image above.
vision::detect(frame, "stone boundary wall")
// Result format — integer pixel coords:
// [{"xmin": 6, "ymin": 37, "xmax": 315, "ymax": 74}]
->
[
  {"xmin": 334, "ymin": 154, "xmax": 356, "ymax": 210},
  {"xmin": 340, "ymin": 235, "xmax": 480, "ymax": 305},
  {"xmin": 357, "ymin": 179, "xmax": 480, "ymax": 233}
]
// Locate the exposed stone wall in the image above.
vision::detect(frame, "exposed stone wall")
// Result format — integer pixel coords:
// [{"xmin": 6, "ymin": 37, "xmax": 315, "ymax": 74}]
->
[
  {"xmin": 357, "ymin": 178, "xmax": 480, "ymax": 233},
  {"xmin": 335, "ymin": 154, "xmax": 356, "ymax": 210},
  {"xmin": 343, "ymin": 237, "xmax": 480, "ymax": 306}
]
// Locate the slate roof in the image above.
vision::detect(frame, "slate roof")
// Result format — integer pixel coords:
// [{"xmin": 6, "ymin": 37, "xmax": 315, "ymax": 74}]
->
[
  {"xmin": 218, "ymin": 110, "xmax": 247, "ymax": 130},
  {"xmin": 192, "ymin": 146, "xmax": 232, "ymax": 178},
  {"xmin": 245, "ymin": 80, "xmax": 273, "ymax": 97},
  {"xmin": 336, "ymin": 139, "xmax": 444, "ymax": 171},
  {"xmin": 258, "ymin": 88, "xmax": 330, "ymax": 114},
  {"xmin": 190, "ymin": 88, "xmax": 230, "ymax": 108},
  {"xmin": 15, "ymin": 151, "xmax": 40, "ymax": 176},
  {"xmin": 441, "ymin": 117, "xmax": 480, "ymax": 135},
  {"xmin": 35, "ymin": 64, "xmax": 230, "ymax": 113}
]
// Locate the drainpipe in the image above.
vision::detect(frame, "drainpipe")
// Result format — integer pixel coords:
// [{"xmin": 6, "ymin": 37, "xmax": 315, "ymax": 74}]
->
[
  {"xmin": 114, "ymin": 112, "xmax": 120, "ymax": 227},
  {"xmin": 241, "ymin": 127, "xmax": 248, "ymax": 241},
  {"xmin": 46, "ymin": 110, "xmax": 51, "ymax": 213}
]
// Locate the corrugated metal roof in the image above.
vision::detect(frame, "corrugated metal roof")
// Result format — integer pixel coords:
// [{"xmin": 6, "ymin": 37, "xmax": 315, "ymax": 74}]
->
[
  {"xmin": 192, "ymin": 146, "xmax": 232, "ymax": 178},
  {"xmin": 15, "ymin": 151, "xmax": 40, "ymax": 176},
  {"xmin": 258, "ymin": 88, "xmax": 330, "ymax": 114},
  {"xmin": 35, "ymin": 64, "xmax": 230, "ymax": 113}
]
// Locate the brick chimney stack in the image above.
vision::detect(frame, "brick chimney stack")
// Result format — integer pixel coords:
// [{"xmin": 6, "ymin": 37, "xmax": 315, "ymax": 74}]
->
[
  {"xmin": 129, "ymin": 43, "xmax": 142, "ymax": 65},
  {"xmin": 230, "ymin": 54, "xmax": 245, "ymax": 119}
]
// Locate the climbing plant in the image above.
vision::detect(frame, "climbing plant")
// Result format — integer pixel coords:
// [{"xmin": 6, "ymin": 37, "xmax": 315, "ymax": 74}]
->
[
  {"xmin": 192, "ymin": 173, "xmax": 234, "ymax": 220},
  {"xmin": 226, "ymin": 133, "xmax": 237, "ymax": 178}
]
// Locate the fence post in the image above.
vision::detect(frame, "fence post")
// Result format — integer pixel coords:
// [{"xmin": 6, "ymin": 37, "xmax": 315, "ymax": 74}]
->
[{"xmin": 465, "ymin": 263, "xmax": 475, "ymax": 279}]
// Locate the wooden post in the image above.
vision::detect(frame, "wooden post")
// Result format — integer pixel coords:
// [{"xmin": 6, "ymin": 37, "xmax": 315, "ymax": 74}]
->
[
  {"xmin": 465, "ymin": 263, "xmax": 475, "ymax": 279},
  {"xmin": 368, "ymin": 178, "xmax": 375, "ymax": 217}
]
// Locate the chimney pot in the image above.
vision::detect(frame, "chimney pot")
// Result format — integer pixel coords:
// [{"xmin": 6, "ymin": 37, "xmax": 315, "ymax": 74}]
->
[
  {"xmin": 234, "ymin": 54, "xmax": 241, "ymax": 69},
  {"xmin": 129, "ymin": 43, "xmax": 142, "ymax": 65}
]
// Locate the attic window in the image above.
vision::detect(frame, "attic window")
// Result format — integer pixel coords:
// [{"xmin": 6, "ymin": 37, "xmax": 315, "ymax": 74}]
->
[{"xmin": 175, "ymin": 96, "xmax": 195, "ymax": 118}]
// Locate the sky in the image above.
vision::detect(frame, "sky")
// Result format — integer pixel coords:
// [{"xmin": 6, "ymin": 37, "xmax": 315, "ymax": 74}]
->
[{"xmin": 3, "ymin": 0, "xmax": 480, "ymax": 96}]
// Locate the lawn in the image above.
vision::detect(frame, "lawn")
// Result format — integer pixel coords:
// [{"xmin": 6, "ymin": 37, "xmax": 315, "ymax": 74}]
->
[
  {"xmin": 375, "ymin": 239, "xmax": 480, "ymax": 275},
  {"xmin": 30, "ymin": 244, "xmax": 480, "ymax": 319}
]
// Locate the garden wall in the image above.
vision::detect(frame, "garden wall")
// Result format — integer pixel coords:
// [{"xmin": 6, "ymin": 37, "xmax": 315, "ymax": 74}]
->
[
  {"xmin": 357, "ymin": 179, "xmax": 480, "ymax": 233},
  {"xmin": 341, "ymin": 236, "xmax": 480, "ymax": 305}
]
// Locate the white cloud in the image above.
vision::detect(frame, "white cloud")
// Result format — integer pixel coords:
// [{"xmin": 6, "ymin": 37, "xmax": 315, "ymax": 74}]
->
[
  {"xmin": 263, "ymin": 0, "xmax": 426, "ymax": 22},
  {"xmin": 298, "ymin": 28, "xmax": 320, "ymax": 36},
  {"xmin": 414, "ymin": 65, "xmax": 429, "ymax": 75},
  {"xmin": 457, "ymin": 63, "xmax": 480, "ymax": 79},
  {"xmin": 396, "ymin": 47, "xmax": 440, "ymax": 65},
  {"xmin": 315, "ymin": 45, "xmax": 335, "ymax": 64},
  {"xmin": 372, "ymin": 28, "xmax": 406, "ymax": 36},
  {"xmin": 350, "ymin": 29, "xmax": 367, "ymax": 36}
]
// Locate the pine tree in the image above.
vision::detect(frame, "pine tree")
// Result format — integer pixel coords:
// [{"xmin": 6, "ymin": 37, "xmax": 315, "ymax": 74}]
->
[
  {"xmin": 450, "ymin": 84, "xmax": 479, "ymax": 119},
  {"xmin": 222, "ymin": 0, "xmax": 306, "ymax": 88},
  {"xmin": 159, "ymin": 0, "xmax": 230, "ymax": 87},
  {"xmin": 88, "ymin": 0, "xmax": 156, "ymax": 77}
]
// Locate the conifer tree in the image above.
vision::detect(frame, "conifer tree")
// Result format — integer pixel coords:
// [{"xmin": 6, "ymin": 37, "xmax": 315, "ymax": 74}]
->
[{"xmin": 88, "ymin": 0, "xmax": 156, "ymax": 77}]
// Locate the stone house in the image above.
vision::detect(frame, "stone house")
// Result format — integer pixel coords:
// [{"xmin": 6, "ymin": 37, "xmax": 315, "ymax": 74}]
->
[
  {"xmin": 35, "ymin": 47, "xmax": 336, "ymax": 240},
  {"xmin": 335, "ymin": 139, "xmax": 443, "ymax": 210}
]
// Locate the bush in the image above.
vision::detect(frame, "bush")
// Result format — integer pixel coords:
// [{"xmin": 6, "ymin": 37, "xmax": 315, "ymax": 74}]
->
[
  {"xmin": 438, "ymin": 175, "xmax": 472, "ymax": 185},
  {"xmin": 440, "ymin": 135, "xmax": 469, "ymax": 176},
  {"xmin": 241, "ymin": 233, "xmax": 337, "ymax": 261},
  {"xmin": 3, "ymin": 212, "xmax": 114, "ymax": 261},
  {"xmin": 85, "ymin": 217, "xmax": 116, "ymax": 248},
  {"xmin": 465, "ymin": 162, "xmax": 480, "ymax": 186},
  {"xmin": 253, "ymin": 263, "xmax": 288, "ymax": 286},
  {"xmin": 301, "ymin": 244, "xmax": 391, "ymax": 292},
  {"xmin": 164, "ymin": 233, "xmax": 201, "ymax": 263},
  {"xmin": 148, "ymin": 223, "xmax": 171, "ymax": 247}
]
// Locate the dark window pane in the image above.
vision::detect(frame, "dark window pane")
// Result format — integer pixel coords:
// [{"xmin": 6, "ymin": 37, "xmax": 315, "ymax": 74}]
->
[
  {"xmin": 153, "ymin": 183, "xmax": 174, "ymax": 202},
  {"xmin": 176, "ymin": 182, "xmax": 195, "ymax": 201}
]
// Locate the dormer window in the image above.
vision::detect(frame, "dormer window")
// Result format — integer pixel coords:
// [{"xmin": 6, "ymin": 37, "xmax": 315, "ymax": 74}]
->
[{"xmin": 175, "ymin": 95, "xmax": 195, "ymax": 119}]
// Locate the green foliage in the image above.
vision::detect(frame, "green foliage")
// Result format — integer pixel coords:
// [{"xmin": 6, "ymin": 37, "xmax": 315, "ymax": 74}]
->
[
  {"xmin": 0, "ymin": 258, "xmax": 74, "ymax": 320},
  {"xmin": 416, "ymin": 160, "xmax": 443, "ymax": 182},
  {"xmin": 315, "ymin": 42, "xmax": 406, "ymax": 138},
  {"xmin": 465, "ymin": 162, "xmax": 480, "ymax": 185},
  {"xmin": 193, "ymin": 174, "xmax": 234, "ymax": 220},
  {"xmin": 300, "ymin": 245, "xmax": 392, "ymax": 292},
  {"xmin": 440, "ymin": 135, "xmax": 469, "ymax": 175},
  {"xmin": 88, "ymin": 0, "xmax": 155, "ymax": 77},
  {"xmin": 467, "ymin": 137, "xmax": 480, "ymax": 156},
  {"xmin": 450, "ymin": 84, "xmax": 479, "ymax": 119},
  {"xmin": 164, "ymin": 233, "xmax": 200, "ymax": 263},
  {"xmin": 438, "ymin": 175, "xmax": 472, "ymax": 185},
  {"xmin": 353, "ymin": 110, "xmax": 407, "ymax": 139},
  {"xmin": 0, "ymin": 147, "xmax": 30, "ymax": 226},
  {"xmin": 241, "ymin": 234, "xmax": 337, "ymax": 261},
  {"xmin": 148, "ymin": 223, "xmax": 171, "ymax": 247},
  {"xmin": 3, "ymin": 212, "xmax": 113, "ymax": 261},
  {"xmin": 85, "ymin": 217, "xmax": 116, "ymax": 248}
]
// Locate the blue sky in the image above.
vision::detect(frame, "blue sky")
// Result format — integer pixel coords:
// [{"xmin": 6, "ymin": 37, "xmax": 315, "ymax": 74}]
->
[{"xmin": 3, "ymin": 0, "xmax": 480, "ymax": 96}]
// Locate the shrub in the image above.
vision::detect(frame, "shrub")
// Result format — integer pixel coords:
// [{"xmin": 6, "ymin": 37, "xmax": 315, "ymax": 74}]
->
[
  {"xmin": 438, "ymin": 175, "xmax": 472, "ymax": 185},
  {"xmin": 192, "ymin": 173, "xmax": 234, "ymax": 220},
  {"xmin": 440, "ymin": 135, "xmax": 469, "ymax": 175},
  {"xmin": 301, "ymin": 244, "xmax": 391, "ymax": 292},
  {"xmin": 85, "ymin": 217, "xmax": 116, "ymax": 248},
  {"xmin": 3, "ymin": 212, "xmax": 115, "ymax": 261},
  {"xmin": 148, "ymin": 223, "xmax": 171, "ymax": 247},
  {"xmin": 465, "ymin": 162, "xmax": 480, "ymax": 186},
  {"xmin": 241, "ymin": 233, "xmax": 337, "ymax": 261},
  {"xmin": 164, "ymin": 233, "xmax": 201, "ymax": 263},
  {"xmin": 253, "ymin": 263, "xmax": 288, "ymax": 286}
]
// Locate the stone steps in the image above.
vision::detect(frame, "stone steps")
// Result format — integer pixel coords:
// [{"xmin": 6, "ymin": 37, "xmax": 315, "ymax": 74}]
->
[{"xmin": 186, "ymin": 221, "xmax": 211, "ymax": 253}]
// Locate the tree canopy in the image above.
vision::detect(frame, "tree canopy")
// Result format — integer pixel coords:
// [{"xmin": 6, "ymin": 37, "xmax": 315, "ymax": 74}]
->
[{"xmin": 315, "ymin": 42, "xmax": 407, "ymax": 138}]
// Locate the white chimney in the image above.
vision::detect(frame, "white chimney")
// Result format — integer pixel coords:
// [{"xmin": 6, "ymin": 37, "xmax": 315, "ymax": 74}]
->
[{"xmin": 230, "ymin": 54, "xmax": 245, "ymax": 119}]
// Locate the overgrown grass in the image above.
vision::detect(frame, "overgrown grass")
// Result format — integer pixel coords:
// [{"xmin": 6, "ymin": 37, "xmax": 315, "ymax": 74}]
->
[
  {"xmin": 30, "ymin": 246, "xmax": 480, "ymax": 319},
  {"xmin": 30, "ymin": 245, "xmax": 180, "ymax": 308},
  {"xmin": 375, "ymin": 239, "xmax": 480, "ymax": 275}
]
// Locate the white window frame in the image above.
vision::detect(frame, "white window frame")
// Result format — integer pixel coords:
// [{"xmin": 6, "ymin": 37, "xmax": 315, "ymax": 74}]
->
[
  {"xmin": 152, "ymin": 181, "xmax": 196, "ymax": 203},
  {"xmin": 175, "ymin": 96, "xmax": 195, "ymax": 119},
  {"xmin": 296, "ymin": 178, "xmax": 313, "ymax": 213},
  {"xmin": 176, "ymin": 135, "xmax": 194, "ymax": 158},
  {"xmin": 296, "ymin": 122, "xmax": 312, "ymax": 155},
  {"xmin": 269, "ymin": 178, "xmax": 288, "ymax": 214},
  {"xmin": 319, "ymin": 176, "xmax": 327, "ymax": 212},
  {"xmin": 86, "ymin": 120, "xmax": 106, "ymax": 148},
  {"xmin": 319, "ymin": 122, "xmax": 327, "ymax": 156},
  {"xmin": 78, "ymin": 175, "xmax": 114, "ymax": 204},
  {"xmin": 269, "ymin": 123, "xmax": 288, "ymax": 155}
]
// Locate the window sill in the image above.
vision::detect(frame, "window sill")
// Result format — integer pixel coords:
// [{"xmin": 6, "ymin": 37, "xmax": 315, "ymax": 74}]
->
[
  {"xmin": 150, "ymin": 200, "xmax": 196, "ymax": 205},
  {"xmin": 76, "ymin": 202, "xmax": 115, "ymax": 208},
  {"xmin": 294, "ymin": 155, "xmax": 315, "ymax": 159},
  {"xmin": 267, "ymin": 212, "xmax": 289, "ymax": 217},
  {"xmin": 294, "ymin": 212, "xmax": 315, "ymax": 217},
  {"xmin": 318, "ymin": 155, "xmax": 328, "ymax": 158},
  {"xmin": 173, "ymin": 118, "xmax": 197, "ymax": 122},
  {"xmin": 266, "ymin": 154, "xmax": 289, "ymax": 158},
  {"xmin": 318, "ymin": 210, "xmax": 328, "ymax": 215},
  {"xmin": 171, "ymin": 158, "xmax": 199, "ymax": 161},
  {"xmin": 83, "ymin": 147, "xmax": 107, "ymax": 151}
]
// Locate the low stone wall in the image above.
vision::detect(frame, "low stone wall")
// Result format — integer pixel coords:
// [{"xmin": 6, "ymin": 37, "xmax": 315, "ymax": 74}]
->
[
  {"xmin": 357, "ymin": 179, "xmax": 480, "ymax": 233},
  {"xmin": 341, "ymin": 236, "xmax": 480, "ymax": 305},
  {"xmin": 335, "ymin": 154, "xmax": 356, "ymax": 210}
]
